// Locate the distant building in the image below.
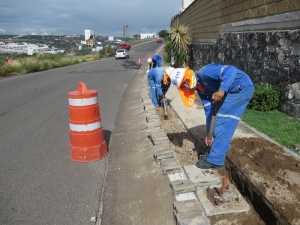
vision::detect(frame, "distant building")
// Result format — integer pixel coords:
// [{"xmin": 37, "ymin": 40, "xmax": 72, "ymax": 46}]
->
[
  {"xmin": 123, "ymin": 25, "xmax": 129, "ymax": 38},
  {"xmin": 85, "ymin": 30, "xmax": 94, "ymax": 41},
  {"xmin": 140, "ymin": 33, "xmax": 156, "ymax": 39},
  {"xmin": 0, "ymin": 42, "xmax": 50, "ymax": 55}
]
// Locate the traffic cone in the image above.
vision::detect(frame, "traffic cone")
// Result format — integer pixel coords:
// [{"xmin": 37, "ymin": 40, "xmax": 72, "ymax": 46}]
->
[
  {"xmin": 137, "ymin": 59, "xmax": 142, "ymax": 66},
  {"xmin": 68, "ymin": 82, "xmax": 108, "ymax": 162}
]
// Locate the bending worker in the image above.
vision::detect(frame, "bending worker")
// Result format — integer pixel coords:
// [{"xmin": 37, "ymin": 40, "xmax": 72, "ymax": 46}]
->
[
  {"xmin": 148, "ymin": 54, "xmax": 162, "ymax": 71},
  {"xmin": 148, "ymin": 66, "xmax": 197, "ymax": 108},
  {"xmin": 148, "ymin": 67, "xmax": 171, "ymax": 107},
  {"xmin": 195, "ymin": 63, "xmax": 254, "ymax": 169}
]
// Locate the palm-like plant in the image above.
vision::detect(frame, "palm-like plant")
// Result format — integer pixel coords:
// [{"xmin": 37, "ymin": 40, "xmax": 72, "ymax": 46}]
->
[{"xmin": 169, "ymin": 21, "xmax": 191, "ymax": 67}]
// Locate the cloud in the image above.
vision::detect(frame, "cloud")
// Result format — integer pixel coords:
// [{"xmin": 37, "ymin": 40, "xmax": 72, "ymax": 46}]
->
[
  {"xmin": 0, "ymin": 0, "xmax": 182, "ymax": 36},
  {"xmin": 0, "ymin": 28, "xmax": 6, "ymax": 33}
]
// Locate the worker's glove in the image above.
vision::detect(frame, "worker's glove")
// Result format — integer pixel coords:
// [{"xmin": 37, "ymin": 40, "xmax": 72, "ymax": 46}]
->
[
  {"xmin": 205, "ymin": 136, "xmax": 214, "ymax": 147},
  {"xmin": 158, "ymin": 95, "xmax": 163, "ymax": 101}
]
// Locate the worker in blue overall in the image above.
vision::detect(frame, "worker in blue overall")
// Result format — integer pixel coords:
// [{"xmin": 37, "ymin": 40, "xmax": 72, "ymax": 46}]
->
[
  {"xmin": 195, "ymin": 63, "xmax": 254, "ymax": 169},
  {"xmin": 148, "ymin": 54, "xmax": 162, "ymax": 71},
  {"xmin": 148, "ymin": 67, "xmax": 171, "ymax": 107}
]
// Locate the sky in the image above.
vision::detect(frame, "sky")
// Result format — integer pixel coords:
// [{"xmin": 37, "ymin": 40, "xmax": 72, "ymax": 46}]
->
[{"xmin": 0, "ymin": 0, "xmax": 182, "ymax": 37}]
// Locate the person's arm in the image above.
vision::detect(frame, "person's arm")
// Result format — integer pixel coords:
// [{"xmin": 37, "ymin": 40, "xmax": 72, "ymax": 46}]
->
[
  {"xmin": 198, "ymin": 93, "xmax": 212, "ymax": 133},
  {"xmin": 218, "ymin": 66, "xmax": 237, "ymax": 93}
]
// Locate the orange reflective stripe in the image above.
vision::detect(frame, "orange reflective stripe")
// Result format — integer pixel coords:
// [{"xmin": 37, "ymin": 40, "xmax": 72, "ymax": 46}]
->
[{"xmin": 197, "ymin": 83, "xmax": 205, "ymax": 92}]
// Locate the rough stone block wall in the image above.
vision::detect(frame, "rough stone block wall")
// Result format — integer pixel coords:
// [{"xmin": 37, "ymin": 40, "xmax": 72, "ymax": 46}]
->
[
  {"xmin": 173, "ymin": 0, "xmax": 300, "ymax": 119},
  {"xmin": 188, "ymin": 30, "xmax": 300, "ymax": 120}
]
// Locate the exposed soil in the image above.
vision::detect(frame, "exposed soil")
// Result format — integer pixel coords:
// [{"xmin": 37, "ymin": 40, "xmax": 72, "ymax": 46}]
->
[{"xmin": 155, "ymin": 106, "xmax": 300, "ymax": 225}]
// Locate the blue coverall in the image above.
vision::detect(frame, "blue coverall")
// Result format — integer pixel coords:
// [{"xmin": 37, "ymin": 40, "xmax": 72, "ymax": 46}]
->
[
  {"xmin": 148, "ymin": 67, "xmax": 170, "ymax": 107},
  {"xmin": 195, "ymin": 63, "xmax": 254, "ymax": 166},
  {"xmin": 150, "ymin": 55, "xmax": 162, "ymax": 69}
]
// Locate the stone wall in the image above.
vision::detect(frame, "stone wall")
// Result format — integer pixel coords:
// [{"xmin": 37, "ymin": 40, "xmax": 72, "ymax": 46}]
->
[
  {"xmin": 188, "ymin": 30, "xmax": 300, "ymax": 120},
  {"xmin": 172, "ymin": 0, "xmax": 300, "ymax": 120}
]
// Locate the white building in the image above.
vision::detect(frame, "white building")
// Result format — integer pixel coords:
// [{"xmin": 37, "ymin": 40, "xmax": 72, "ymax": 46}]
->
[
  {"xmin": 0, "ymin": 42, "xmax": 50, "ymax": 55},
  {"xmin": 85, "ymin": 29, "xmax": 94, "ymax": 41},
  {"xmin": 140, "ymin": 33, "xmax": 157, "ymax": 39},
  {"xmin": 181, "ymin": 0, "xmax": 194, "ymax": 12}
]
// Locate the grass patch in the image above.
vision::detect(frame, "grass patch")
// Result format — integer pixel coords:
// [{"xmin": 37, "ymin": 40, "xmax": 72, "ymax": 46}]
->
[
  {"xmin": 0, "ymin": 53, "xmax": 100, "ymax": 77},
  {"xmin": 242, "ymin": 109, "xmax": 300, "ymax": 151}
]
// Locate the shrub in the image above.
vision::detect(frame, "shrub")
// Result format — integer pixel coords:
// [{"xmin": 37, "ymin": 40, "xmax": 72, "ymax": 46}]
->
[
  {"xmin": 248, "ymin": 83, "xmax": 281, "ymax": 112},
  {"xmin": 40, "ymin": 60, "xmax": 53, "ymax": 70},
  {"xmin": 164, "ymin": 40, "xmax": 172, "ymax": 64},
  {"xmin": 99, "ymin": 47, "xmax": 116, "ymax": 58},
  {"xmin": 19, "ymin": 58, "xmax": 41, "ymax": 73}
]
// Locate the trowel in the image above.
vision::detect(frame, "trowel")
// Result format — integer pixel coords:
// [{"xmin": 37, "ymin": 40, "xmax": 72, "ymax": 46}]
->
[{"xmin": 163, "ymin": 94, "xmax": 168, "ymax": 120}]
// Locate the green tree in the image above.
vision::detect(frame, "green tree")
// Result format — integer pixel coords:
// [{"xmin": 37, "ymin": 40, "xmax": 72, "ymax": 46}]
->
[
  {"xmin": 158, "ymin": 30, "xmax": 169, "ymax": 39},
  {"xmin": 133, "ymin": 34, "xmax": 141, "ymax": 40}
]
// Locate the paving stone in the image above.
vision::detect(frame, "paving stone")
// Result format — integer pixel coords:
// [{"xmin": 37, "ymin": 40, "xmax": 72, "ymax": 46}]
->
[
  {"xmin": 153, "ymin": 149, "xmax": 174, "ymax": 160},
  {"xmin": 161, "ymin": 158, "xmax": 182, "ymax": 174},
  {"xmin": 147, "ymin": 116, "xmax": 161, "ymax": 123},
  {"xmin": 145, "ymin": 111, "xmax": 158, "ymax": 117},
  {"xmin": 175, "ymin": 192, "xmax": 197, "ymax": 201},
  {"xmin": 196, "ymin": 184, "xmax": 250, "ymax": 217},
  {"xmin": 168, "ymin": 172, "xmax": 188, "ymax": 182},
  {"xmin": 174, "ymin": 199, "xmax": 204, "ymax": 214},
  {"xmin": 171, "ymin": 180, "xmax": 195, "ymax": 195},
  {"xmin": 151, "ymin": 136, "xmax": 169, "ymax": 145},
  {"xmin": 174, "ymin": 200, "xmax": 210, "ymax": 225},
  {"xmin": 152, "ymin": 139, "xmax": 170, "ymax": 146},
  {"xmin": 183, "ymin": 165, "xmax": 222, "ymax": 187},
  {"xmin": 152, "ymin": 142, "xmax": 170, "ymax": 150},
  {"xmin": 142, "ymin": 97, "xmax": 152, "ymax": 102},
  {"xmin": 147, "ymin": 121, "xmax": 162, "ymax": 129},
  {"xmin": 151, "ymin": 131, "xmax": 168, "ymax": 138},
  {"xmin": 174, "ymin": 210, "xmax": 205, "ymax": 222},
  {"xmin": 177, "ymin": 216, "xmax": 211, "ymax": 225}
]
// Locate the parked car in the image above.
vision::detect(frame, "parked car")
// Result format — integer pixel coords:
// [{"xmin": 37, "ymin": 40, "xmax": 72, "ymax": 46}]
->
[
  {"xmin": 156, "ymin": 38, "xmax": 162, "ymax": 43},
  {"xmin": 115, "ymin": 49, "xmax": 129, "ymax": 59},
  {"xmin": 109, "ymin": 43, "xmax": 118, "ymax": 48}
]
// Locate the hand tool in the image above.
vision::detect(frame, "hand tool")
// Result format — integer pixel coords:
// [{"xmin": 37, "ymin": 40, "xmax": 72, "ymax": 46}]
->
[
  {"xmin": 201, "ymin": 94, "xmax": 227, "ymax": 158},
  {"xmin": 163, "ymin": 94, "xmax": 168, "ymax": 120}
]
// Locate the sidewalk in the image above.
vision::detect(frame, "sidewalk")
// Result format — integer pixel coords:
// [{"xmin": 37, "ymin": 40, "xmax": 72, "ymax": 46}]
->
[{"xmin": 141, "ymin": 68, "xmax": 300, "ymax": 224}]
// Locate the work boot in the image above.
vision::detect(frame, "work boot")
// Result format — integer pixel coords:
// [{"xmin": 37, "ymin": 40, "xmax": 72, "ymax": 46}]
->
[{"xmin": 196, "ymin": 157, "xmax": 223, "ymax": 169}]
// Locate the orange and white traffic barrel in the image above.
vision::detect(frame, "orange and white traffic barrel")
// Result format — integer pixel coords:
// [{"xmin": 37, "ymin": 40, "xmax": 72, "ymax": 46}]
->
[{"xmin": 68, "ymin": 82, "xmax": 108, "ymax": 162}]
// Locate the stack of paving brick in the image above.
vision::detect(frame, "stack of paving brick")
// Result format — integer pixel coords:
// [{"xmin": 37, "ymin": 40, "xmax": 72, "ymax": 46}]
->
[{"xmin": 141, "ymin": 71, "xmax": 250, "ymax": 225}]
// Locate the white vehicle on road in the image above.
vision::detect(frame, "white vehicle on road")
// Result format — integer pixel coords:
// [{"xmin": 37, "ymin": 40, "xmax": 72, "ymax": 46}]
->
[{"xmin": 115, "ymin": 49, "xmax": 129, "ymax": 59}]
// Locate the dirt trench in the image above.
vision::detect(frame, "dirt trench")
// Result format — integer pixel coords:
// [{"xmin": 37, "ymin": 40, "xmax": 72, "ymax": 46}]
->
[{"xmin": 155, "ymin": 106, "xmax": 300, "ymax": 225}]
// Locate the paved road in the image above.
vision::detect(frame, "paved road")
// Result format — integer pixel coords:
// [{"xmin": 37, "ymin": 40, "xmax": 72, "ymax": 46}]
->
[{"xmin": 0, "ymin": 40, "xmax": 172, "ymax": 225}]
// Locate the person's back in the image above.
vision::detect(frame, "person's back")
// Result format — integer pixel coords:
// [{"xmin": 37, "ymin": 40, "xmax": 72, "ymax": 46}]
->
[
  {"xmin": 148, "ymin": 67, "xmax": 164, "ymax": 83},
  {"xmin": 148, "ymin": 67, "xmax": 167, "ymax": 107}
]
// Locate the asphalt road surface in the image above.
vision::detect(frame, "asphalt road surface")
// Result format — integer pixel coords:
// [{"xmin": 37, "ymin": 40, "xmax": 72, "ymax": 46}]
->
[{"xmin": 0, "ymin": 40, "xmax": 173, "ymax": 225}]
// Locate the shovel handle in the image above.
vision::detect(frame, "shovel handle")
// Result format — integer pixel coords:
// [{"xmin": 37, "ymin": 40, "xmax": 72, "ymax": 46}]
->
[{"xmin": 207, "ymin": 96, "xmax": 226, "ymax": 140}]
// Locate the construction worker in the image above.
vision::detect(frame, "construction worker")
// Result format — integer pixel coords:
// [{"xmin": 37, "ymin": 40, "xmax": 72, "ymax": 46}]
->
[
  {"xmin": 147, "ymin": 54, "xmax": 162, "ymax": 71},
  {"xmin": 148, "ymin": 67, "xmax": 171, "ymax": 107},
  {"xmin": 148, "ymin": 66, "xmax": 197, "ymax": 108},
  {"xmin": 195, "ymin": 63, "xmax": 254, "ymax": 169},
  {"xmin": 165, "ymin": 67, "xmax": 197, "ymax": 107}
]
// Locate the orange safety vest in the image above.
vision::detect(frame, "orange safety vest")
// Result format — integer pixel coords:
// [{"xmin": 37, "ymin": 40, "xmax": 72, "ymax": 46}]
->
[{"xmin": 164, "ymin": 67, "xmax": 197, "ymax": 107}]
